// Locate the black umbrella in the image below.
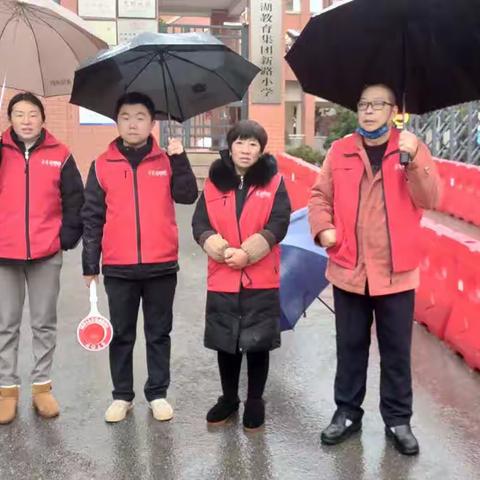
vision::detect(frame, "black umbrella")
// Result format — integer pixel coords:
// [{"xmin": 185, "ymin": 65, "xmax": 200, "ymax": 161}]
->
[
  {"xmin": 286, "ymin": 0, "xmax": 480, "ymax": 118},
  {"xmin": 70, "ymin": 31, "xmax": 260, "ymax": 122}
]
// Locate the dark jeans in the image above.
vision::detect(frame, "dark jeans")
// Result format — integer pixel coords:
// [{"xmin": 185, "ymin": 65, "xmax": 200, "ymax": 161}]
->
[
  {"xmin": 104, "ymin": 274, "xmax": 177, "ymax": 402},
  {"xmin": 217, "ymin": 350, "xmax": 270, "ymax": 401},
  {"xmin": 333, "ymin": 285, "xmax": 415, "ymax": 427}
]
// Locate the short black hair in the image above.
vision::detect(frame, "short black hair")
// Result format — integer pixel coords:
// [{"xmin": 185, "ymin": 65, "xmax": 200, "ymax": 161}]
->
[
  {"xmin": 360, "ymin": 84, "xmax": 397, "ymax": 106},
  {"xmin": 8, "ymin": 92, "xmax": 45, "ymax": 121},
  {"xmin": 226, "ymin": 120, "xmax": 268, "ymax": 152},
  {"xmin": 115, "ymin": 92, "xmax": 155, "ymax": 120}
]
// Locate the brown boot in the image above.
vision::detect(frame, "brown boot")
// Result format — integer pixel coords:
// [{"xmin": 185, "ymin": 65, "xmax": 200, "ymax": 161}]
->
[
  {"xmin": 0, "ymin": 386, "xmax": 19, "ymax": 424},
  {"xmin": 32, "ymin": 382, "xmax": 60, "ymax": 418}
]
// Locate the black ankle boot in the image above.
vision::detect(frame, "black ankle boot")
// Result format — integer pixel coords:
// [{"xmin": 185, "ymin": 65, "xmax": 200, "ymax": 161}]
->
[
  {"xmin": 206, "ymin": 396, "xmax": 240, "ymax": 424},
  {"xmin": 385, "ymin": 425, "xmax": 419, "ymax": 455},
  {"xmin": 243, "ymin": 398, "xmax": 265, "ymax": 431}
]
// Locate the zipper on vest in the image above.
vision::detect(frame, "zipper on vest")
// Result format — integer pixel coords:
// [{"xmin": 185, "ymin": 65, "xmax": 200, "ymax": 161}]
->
[
  {"xmin": 24, "ymin": 148, "xmax": 31, "ymax": 259},
  {"xmin": 237, "ymin": 186, "xmax": 259, "ymax": 288},
  {"xmin": 381, "ymin": 164, "xmax": 394, "ymax": 279},
  {"xmin": 132, "ymin": 166, "xmax": 142, "ymax": 263},
  {"xmin": 235, "ymin": 187, "xmax": 244, "ymax": 290},
  {"xmin": 354, "ymin": 177, "xmax": 361, "ymax": 267}
]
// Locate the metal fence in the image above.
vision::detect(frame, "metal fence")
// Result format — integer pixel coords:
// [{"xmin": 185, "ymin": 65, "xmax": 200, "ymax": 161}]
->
[
  {"xmin": 412, "ymin": 101, "xmax": 480, "ymax": 165},
  {"xmin": 160, "ymin": 23, "xmax": 249, "ymax": 149}
]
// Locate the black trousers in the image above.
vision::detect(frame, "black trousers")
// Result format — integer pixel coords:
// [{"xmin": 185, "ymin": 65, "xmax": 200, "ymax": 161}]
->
[
  {"xmin": 217, "ymin": 350, "xmax": 270, "ymax": 401},
  {"xmin": 104, "ymin": 274, "xmax": 177, "ymax": 402},
  {"xmin": 333, "ymin": 285, "xmax": 415, "ymax": 427}
]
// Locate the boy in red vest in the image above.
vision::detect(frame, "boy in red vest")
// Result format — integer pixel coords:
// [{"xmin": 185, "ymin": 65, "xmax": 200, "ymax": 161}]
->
[
  {"xmin": 0, "ymin": 92, "xmax": 84, "ymax": 424},
  {"xmin": 82, "ymin": 92, "xmax": 197, "ymax": 423},
  {"xmin": 308, "ymin": 84, "xmax": 442, "ymax": 455},
  {"xmin": 192, "ymin": 120, "xmax": 291, "ymax": 431}
]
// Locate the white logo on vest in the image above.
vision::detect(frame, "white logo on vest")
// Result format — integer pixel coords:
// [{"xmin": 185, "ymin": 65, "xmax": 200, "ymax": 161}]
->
[
  {"xmin": 148, "ymin": 169, "xmax": 167, "ymax": 177},
  {"xmin": 41, "ymin": 160, "xmax": 62, "ymax": 168},
  {"xmin": 255, "ymin": 190, "xmax": 272, "ymax": 198}
]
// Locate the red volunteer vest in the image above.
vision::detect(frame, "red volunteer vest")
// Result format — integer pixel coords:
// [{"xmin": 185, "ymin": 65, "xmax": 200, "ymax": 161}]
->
[
  {"xmin": 328, "ymin": 129, "xmax": 422, "ymax": 272},
  {"xmin": 204, "ymin": 174, "xmax": 282, "ymax": 293},
  {"xmin": 0, "ymin": 128, "xmax": 70, "ymax": 260},
  {"xmin": 95, "ymin": 138, "xmax": 178, "ymax": 266}
]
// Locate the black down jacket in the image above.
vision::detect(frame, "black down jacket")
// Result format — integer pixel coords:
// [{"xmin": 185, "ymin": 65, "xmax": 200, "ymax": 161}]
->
[{"xmin": 192, "ymin": 150, "xmax": 291, "ymax": 353}]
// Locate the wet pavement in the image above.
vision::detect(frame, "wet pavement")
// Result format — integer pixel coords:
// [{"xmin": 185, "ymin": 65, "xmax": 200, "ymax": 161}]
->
[{"xmin": 1, "ymin": 204, "xmax": 480, "ymax": 480}]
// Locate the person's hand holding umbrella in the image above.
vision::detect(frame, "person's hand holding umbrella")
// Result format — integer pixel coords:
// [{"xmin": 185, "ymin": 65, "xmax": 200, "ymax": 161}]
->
[
  {"xmin": 399, "ymin": 131, "xmax": 419, "ymax": 162},
  {"xmin": 166, "ymin": 137, "xmax": 184, "ymax": 156}
]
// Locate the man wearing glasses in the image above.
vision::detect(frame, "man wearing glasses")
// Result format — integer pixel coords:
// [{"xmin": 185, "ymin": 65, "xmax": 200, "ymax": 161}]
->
[{"xmin": 308, "ymin": 84, "xmax": 441, "ymax": 455}]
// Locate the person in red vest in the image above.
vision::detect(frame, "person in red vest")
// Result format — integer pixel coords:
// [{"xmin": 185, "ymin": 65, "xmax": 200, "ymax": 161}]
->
[
  {"xmin": 309, "ymin": 84, "xmax": 442, "ymax": 455},
  {"xmin": 82, "ymin": 92, "xmax": 198, "ymax": 423},
  {"xmin": 192, "ymin": 120, "xmax": 291, "ymax": 431},
  {"xmin": 0, "ymin": 92, "xmax": 84, "ymax": 424}
]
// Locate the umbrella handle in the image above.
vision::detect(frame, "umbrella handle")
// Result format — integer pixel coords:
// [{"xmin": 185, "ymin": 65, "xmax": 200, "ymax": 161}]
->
[
  {"xmin": 0, "ymin": 73, "xmax": 6, "ymax": 112},
  {"xmin": 89, "ymin": 281, "xmax": 100, "ymax": 316},
  {"xmin": 159, "ymin": 55, "xmax": 174, "ymax": 141},
  {"xmin": 167, "ymin": 114, "xmax": 173, "ymax": 140},
  {"xmin": 399, "ymin": 94, "xmax": 411, "ymax": 166},
  {"xmin": 400, "ymin": 151, "xmax": 411, "ymax": 165}
]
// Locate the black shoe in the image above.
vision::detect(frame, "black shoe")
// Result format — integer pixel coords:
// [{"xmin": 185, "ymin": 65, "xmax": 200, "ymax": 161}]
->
[
  {"xmin": 206, "ymin": 396, "xmax": 240, "ymax": 424},
  {"xmin": 321, "ymin": 411, "xmax": 362, "ymax": 445},
  {"xmin": 243, "ymin": 398, "xmax": 265, "ymax": 431},
  {"xmin": 385, "ymin": 425, "xmax": 420, "ymax": 456}
]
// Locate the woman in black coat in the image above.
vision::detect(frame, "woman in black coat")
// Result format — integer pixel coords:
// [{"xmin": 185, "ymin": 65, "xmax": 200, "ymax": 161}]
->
[{"xmin": 192, "ymin": 120, "xmax": 291, "ymax": 430}]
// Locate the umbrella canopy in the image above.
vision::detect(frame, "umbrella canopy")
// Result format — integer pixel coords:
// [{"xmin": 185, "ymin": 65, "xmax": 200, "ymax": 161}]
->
[
  {"xmin": 280, "ymin": 208, "xmax": 329, "ymax": 331},
  {"xmin": 285, "ymin": 0, "xmax": 480, "ymax": 114},
  {"xmin": 0, "ymin": 0, "xmax": 107, "ymax": 97},
  {"xmin": 70, "ymin": 31, "xmax": 260, "ymax": 122}
]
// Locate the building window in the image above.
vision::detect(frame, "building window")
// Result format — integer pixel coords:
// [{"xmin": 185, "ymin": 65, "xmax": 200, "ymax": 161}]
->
[
  {"xmin": 286, "ymin": 0, "xmax": 301, "ymax": 12},
  {"xmin": 314, "ymin": 103, "xmax": 336, "ymax": 137},
  {"xmin": 310, "ymin": 0, "xmax": 323, "ymax": 13}
]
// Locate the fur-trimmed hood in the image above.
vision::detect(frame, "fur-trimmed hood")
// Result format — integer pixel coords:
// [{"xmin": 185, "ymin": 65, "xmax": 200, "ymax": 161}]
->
[{"xmin": 209, "ymin": 149, "xmax": 278, "ymax": 192}]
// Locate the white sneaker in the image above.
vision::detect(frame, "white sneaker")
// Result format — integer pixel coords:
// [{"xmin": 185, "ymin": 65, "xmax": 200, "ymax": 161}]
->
[
  {"xmin": 150, "ymin": 398, "xmax": 173, "ymax": 421},
  {"xmin": 105, "ymin": 400, "xmax": 133, "ymax": 423}
]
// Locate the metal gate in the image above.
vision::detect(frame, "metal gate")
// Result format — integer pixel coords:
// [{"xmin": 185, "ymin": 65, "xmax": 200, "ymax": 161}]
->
[{"xmin": 412, "ymin": 101, "xmax": 480, "ymax": 165}]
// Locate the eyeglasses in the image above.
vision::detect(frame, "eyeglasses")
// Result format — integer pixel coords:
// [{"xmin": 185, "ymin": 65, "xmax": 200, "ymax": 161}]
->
[{"xmin": 357, "ymin": 100, "xmax": 393, "ymax": 111}]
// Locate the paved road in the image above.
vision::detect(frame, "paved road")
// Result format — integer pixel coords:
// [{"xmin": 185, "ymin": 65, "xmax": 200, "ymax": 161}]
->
[{"xmin": 1, "ymin": 205, "xmax": 479, "ymax": 480}]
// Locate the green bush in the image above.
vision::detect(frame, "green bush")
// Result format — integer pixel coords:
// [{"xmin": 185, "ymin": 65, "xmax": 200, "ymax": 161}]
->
[
  {"xmin": 324, "ymin": 107, "xmax": 358, "ymax": 150},
  {"xmin": 286, "ymin": 145, "xmax": 324, "ymax": 166}
]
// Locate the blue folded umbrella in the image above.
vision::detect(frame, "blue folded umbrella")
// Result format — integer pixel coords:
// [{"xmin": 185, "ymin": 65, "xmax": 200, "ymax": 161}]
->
[{"xmin": 280, "ymin": 207, "xmax": 330, "ymax": 331}]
